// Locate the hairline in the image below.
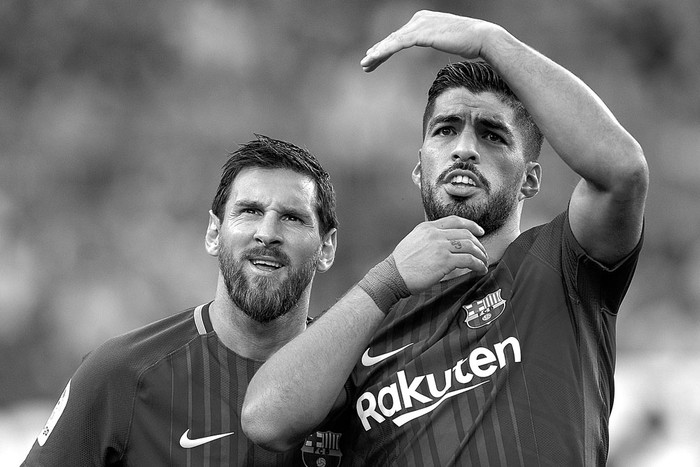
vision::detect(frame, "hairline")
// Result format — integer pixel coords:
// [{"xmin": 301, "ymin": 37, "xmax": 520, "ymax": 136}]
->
[{"xmin": 422, "ymin": 85, "xmax": 541, "ymax": 162}]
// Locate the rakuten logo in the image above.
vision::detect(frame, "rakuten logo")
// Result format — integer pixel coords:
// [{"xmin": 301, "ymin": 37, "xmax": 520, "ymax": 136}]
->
[{"xmin": 356, "ymin": 336, "xmax": 521, "ymax": 431}]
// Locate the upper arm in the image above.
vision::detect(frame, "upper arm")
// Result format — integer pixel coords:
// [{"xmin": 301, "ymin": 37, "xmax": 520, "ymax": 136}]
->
[
  {"xmin": 24, "ymin": 376, "xmax": 107, "ymax": 465},
  {"xmin": 23, "ymin": 346, "xmax": 131, "ymax": 466},
  {"xmin": 568, "ymin": 143, "xmax": 648, "ymax": 266}
]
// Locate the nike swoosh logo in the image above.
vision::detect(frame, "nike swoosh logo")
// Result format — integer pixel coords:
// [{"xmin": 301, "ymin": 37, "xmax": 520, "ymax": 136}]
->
[
  {"xmin": 179, "ymin": 429, "xmax": 235, "ymax": 449},
  {"xmin": 361, "ymin": 343, "xmax": 413, "ymax": 366}
]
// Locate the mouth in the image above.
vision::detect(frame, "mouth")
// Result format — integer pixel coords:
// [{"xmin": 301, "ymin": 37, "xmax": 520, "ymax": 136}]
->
[
  {"xmin": 447, "ymin": 173, "xmax": 478, "ymax": 187},
  {"xmin": 249, "ymin": 256, "xmax": 285, "ymax": 272},
  {"xmin": 441, "ymin": 170, "xmax": 483, "ymax": 197}
]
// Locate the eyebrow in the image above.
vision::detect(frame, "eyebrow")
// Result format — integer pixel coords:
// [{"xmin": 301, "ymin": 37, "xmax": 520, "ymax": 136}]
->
[
  {"xmin": 427, "ymin": 114, "xmax": 463, "ymax": 133},
  {"xmin": 232, "ymin": 199, "xmax": 263, "ymax": 210},
  {"xmin": 428, "ymin": 112, "xmax": 516, "ymax": 140},
  {"xmin": 476, "ymin": 114, "xmax": 515, "ymax": 139},
  {"xmin": 231, "ymin": 199, "xmax": 314, "ymax": 221}
]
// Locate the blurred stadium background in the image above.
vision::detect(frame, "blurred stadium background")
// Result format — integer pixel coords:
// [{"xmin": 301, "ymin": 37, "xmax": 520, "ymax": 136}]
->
[{"xmin": 2, "ymin": 0, "xmax": 699, "ymax": 465}]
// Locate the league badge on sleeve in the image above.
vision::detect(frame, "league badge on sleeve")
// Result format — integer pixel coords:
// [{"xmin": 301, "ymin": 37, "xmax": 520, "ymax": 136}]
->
[
  {"xmin": 463, "ymin": 289, "xmax": 506, "ymax": 329},
  {"xmin": 38, "ymin": 379, "xmax": 71, "ymax": 446},
  {"xmin": 301, "ymin": 430, "xmax": 342, "ymax": 467}
]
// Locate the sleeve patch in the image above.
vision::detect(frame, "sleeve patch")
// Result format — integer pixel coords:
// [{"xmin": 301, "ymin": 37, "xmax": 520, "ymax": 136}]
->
[{"xmin": 37, "ymin": 379, "xmax": 71, "ymax": 446}]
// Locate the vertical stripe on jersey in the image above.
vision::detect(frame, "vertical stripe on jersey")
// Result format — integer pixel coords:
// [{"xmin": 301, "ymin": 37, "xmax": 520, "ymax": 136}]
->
[
  {"xmin": 500, "ymin": 319, "xmax": 529, "ymax": 467},
  {"xmin": 441, "ymin": 330, "xmax": 469, "ymax": 467},
  {"xmin": 217, "ymin": 344, "xmax": 231, "ymax": 462},
  {"xmin": 383, "ymin": 276, "xmax": 535, "ymax": 466},
  {"xmin": 488, "ymin": 320, "xmax": 524, "ymax": 466},
  {"xmin": 202, "ymin": 340, "xmax": 212, "ymax": 467},
  {"xmin": 186, "ymin": 344, "xmax": 193, "ymax": 467},
  {"xmin": 488, "ymin": 388, "xmax": 507, "ymax": 465},
  {"xmin": 122, "ymin": 305, "xmax": 305, "ymax": 466},
  {"xmin": 169, "ymin": 360, "xmax": 175, "ymax": 462},
  {"xmin": 234, "ymin": 352, "xmax": 248, "ymax": 463}
]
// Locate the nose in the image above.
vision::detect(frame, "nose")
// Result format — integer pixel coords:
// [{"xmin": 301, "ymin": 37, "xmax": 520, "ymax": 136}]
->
[
  {"xmin": 254, "ymin": 213, "xmax": 283, "ymax": 246},
  {"xmin": 452, "ymin": 130, "xmax": 480, "ymax": 163}
]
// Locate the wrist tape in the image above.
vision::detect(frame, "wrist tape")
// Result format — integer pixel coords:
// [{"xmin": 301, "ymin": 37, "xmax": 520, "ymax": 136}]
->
[{"xmin": 357, "ymin": 255, "xmax": 410, "ymax": 314}]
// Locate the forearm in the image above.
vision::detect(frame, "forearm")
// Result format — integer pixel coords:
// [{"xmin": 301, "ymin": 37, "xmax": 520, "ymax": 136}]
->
[
  {"xmin": 242, "ymin": 285, "xmax": 386, "ymax": 451},
  {"xmin": 481, "ymin": 27, "xmax": 645, "ymax": 188},
  {"xmin": 243, "ymin": 217, "xmax": 489, "ymax": 450}
]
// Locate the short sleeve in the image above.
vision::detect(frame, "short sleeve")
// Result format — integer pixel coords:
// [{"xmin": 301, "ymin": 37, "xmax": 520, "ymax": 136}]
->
[
  {"xmin": 561, "ymin": 212, "xmax": 644, "ymax": 315},
  {"xmin": 22, "ymin": 343, "xmax": 134, "ymax": 466}
]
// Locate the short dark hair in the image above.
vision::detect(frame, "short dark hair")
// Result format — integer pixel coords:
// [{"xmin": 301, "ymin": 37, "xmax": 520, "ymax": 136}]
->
[
  {"xmin": 211, "ymin": 134, "xmax": 338, "ymax": 235},
  {"xmin": 423, "ymin": 61, "xmax": 543, "ymax": 162}
]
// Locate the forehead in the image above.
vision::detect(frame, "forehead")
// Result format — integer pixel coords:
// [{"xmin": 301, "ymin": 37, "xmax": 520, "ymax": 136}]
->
[
  {"xmin": 428, "ymin": 87, "xmax": 517, "ymax": 127},
  {"xmin": 227, "ymin": 167, "xmax": 318, "ymax": 211}
]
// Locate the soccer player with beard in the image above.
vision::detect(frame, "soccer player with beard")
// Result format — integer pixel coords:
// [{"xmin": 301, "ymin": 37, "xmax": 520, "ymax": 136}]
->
[
  {"xmin": 243, "ymin": 11, "xmax": 649, "ymax": 467},
  {"xmin": 23, "ymin": 135, "xmax": 343, "ymax": 466}
]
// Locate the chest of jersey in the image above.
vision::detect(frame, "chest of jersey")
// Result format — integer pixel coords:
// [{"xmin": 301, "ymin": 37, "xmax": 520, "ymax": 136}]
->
[
  {"xmin": 348, "ymin": 256, "xmax": 584, "ymax": 465},
  {"xmin": 126, "ymin": 336, "xmax": 309, "ymax": 466}
]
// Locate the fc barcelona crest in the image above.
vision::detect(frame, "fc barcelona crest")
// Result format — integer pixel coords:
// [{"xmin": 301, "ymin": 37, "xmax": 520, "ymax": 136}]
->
[
  {"xmin": 301, "ymin": 430, "xmax": 342, "ymax": 467},
  {"xmin": 463, "ymin": 289, "xmax": 506, "ymax": 329}
]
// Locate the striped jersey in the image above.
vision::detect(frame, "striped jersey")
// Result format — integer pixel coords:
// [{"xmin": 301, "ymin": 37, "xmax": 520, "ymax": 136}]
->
[
  {"xmin": 340, "ymin": 211, "xmax": 642, "ymax": 466},
  {"xmin": 23, "ymin": 303, "xmax": 344, "ymax": 466}
]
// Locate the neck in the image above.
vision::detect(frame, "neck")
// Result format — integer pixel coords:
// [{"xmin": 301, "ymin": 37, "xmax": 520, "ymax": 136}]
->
[{"xmin": 209, "ymin": 278, "xmax": 310, "ymax": 361}]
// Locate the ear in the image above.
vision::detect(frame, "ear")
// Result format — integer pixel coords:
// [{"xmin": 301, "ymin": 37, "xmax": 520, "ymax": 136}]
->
[
  {"xmin": 411, "ymin": 158, "xmax": 422, "ymax": 189},
  {"xmin": 519, "ymin": 161, "xmax": 541, "ymax": 201},
  {"xmin": 316, "ymin": 228, "xmax": 337, "ymax": 273},
  {"xmin": 205, "ymin": 210, "xmax": 221, "ymax": 256}
]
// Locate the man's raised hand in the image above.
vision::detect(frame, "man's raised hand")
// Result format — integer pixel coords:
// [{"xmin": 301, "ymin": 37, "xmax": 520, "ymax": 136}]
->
[
  {"xmin": 392, "ymin": 215, "xmax": 488, "ymax": 293},
  {"xmin": 360, "ymin": 11, "xmax": 500, "ymax": 72}
]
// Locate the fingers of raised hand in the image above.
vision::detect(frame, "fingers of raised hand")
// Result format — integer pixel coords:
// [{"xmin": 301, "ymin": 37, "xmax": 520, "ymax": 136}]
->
[
  {"xmin": 429, "ymin": 215, "xmax": 485, "ymax": 237},
  {"xmin": 393, "ymin": 225, "xmax": 489, "ymax": 290},
  {"xmin": 446, "ymin": 236, "xmax": 488, "ymax": 270},
  {"xmin": 449, "ymin": 239, "xmax": 465, "ymax": 250},
  {"xmin": 361, "ymin": 10, "xmax": 491, "ymax": 72},
  {"xmin": 361, "ymin": 11, "xmax": 437, "ymax": 72},
  {"xmin": 415, "ymin": 225, "xmax": 488, "ymax": 270},
  {"xmin": 361, "ymin": 31, "xmax": 412, "ymax": 72},
  {"xmin": 397, "ymin": 219, "xmax": 487, "ymax": 260}
]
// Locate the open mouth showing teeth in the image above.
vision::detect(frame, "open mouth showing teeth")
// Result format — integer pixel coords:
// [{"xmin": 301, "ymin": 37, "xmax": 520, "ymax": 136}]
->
[
  {"xmin": 450, "ymin": 175, "xmax": 476, "ymax": 186},
  {"xmin": 251, "ymin": 259, "xmax": 283, "ymax": 269}
]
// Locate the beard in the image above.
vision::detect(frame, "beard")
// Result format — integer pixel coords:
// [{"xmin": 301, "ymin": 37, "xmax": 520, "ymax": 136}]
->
[
  {"xmin": 218, "ymin": 243, "xmax": 318, "ymax": 323},
  {"xmin": 421, "ymin": 161, "xmax": 521, "ymax": 235}
]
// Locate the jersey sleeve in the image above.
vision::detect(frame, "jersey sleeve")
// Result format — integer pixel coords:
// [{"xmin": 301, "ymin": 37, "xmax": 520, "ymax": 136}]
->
[
  {"xmin": 561, "ymin": 211, "xmax": 644, "ymax": 315},
  {"xmin": 22, "ymin": 340, "xmax": 136, "ymax": 466}
]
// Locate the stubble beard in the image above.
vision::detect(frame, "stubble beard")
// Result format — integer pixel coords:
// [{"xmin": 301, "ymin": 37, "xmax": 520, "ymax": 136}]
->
[
  {"xmin": 218, "ymin": 244, "xmax": 318, "ymax": 323},
  {"xmin": 420, "ymin": 164, "xmax": 521, "ymax": 235}
]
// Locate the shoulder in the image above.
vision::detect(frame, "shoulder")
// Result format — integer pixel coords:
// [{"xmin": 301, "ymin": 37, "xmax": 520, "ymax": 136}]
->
[
  {"xmin": 512, "ymin": 210, "xmax": 643, "ymax": 274},
  {"xmin": 515, "ymin": 212, "xmax": 567, "ymax": 248},
  {"xmin": 507, "ymin": 211, "xmax": 642, "ymax": 302},
  {"xmin": 502, "ymin": 212, "xmax": 568, "ymax": 272},
  {"xmin": 78, "ymin": 306, "xmax": 202, "ymax": 384}
]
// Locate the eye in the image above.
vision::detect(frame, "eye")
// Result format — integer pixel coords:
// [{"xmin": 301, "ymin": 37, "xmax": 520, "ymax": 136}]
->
[
  {"xmin": 240, "ymin": 208, "xmax": 261, "ymax": 216},
  {"xmin": 433, "ymin": 126, "xmax": 455, "ymax": 137},
  {"xmin": 283, "ymin": 214, "xmax": 304, "ymax": 223},
  {"xmin": 484, "ymin": 131, "xmax": 505, "ymax": 144}
]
